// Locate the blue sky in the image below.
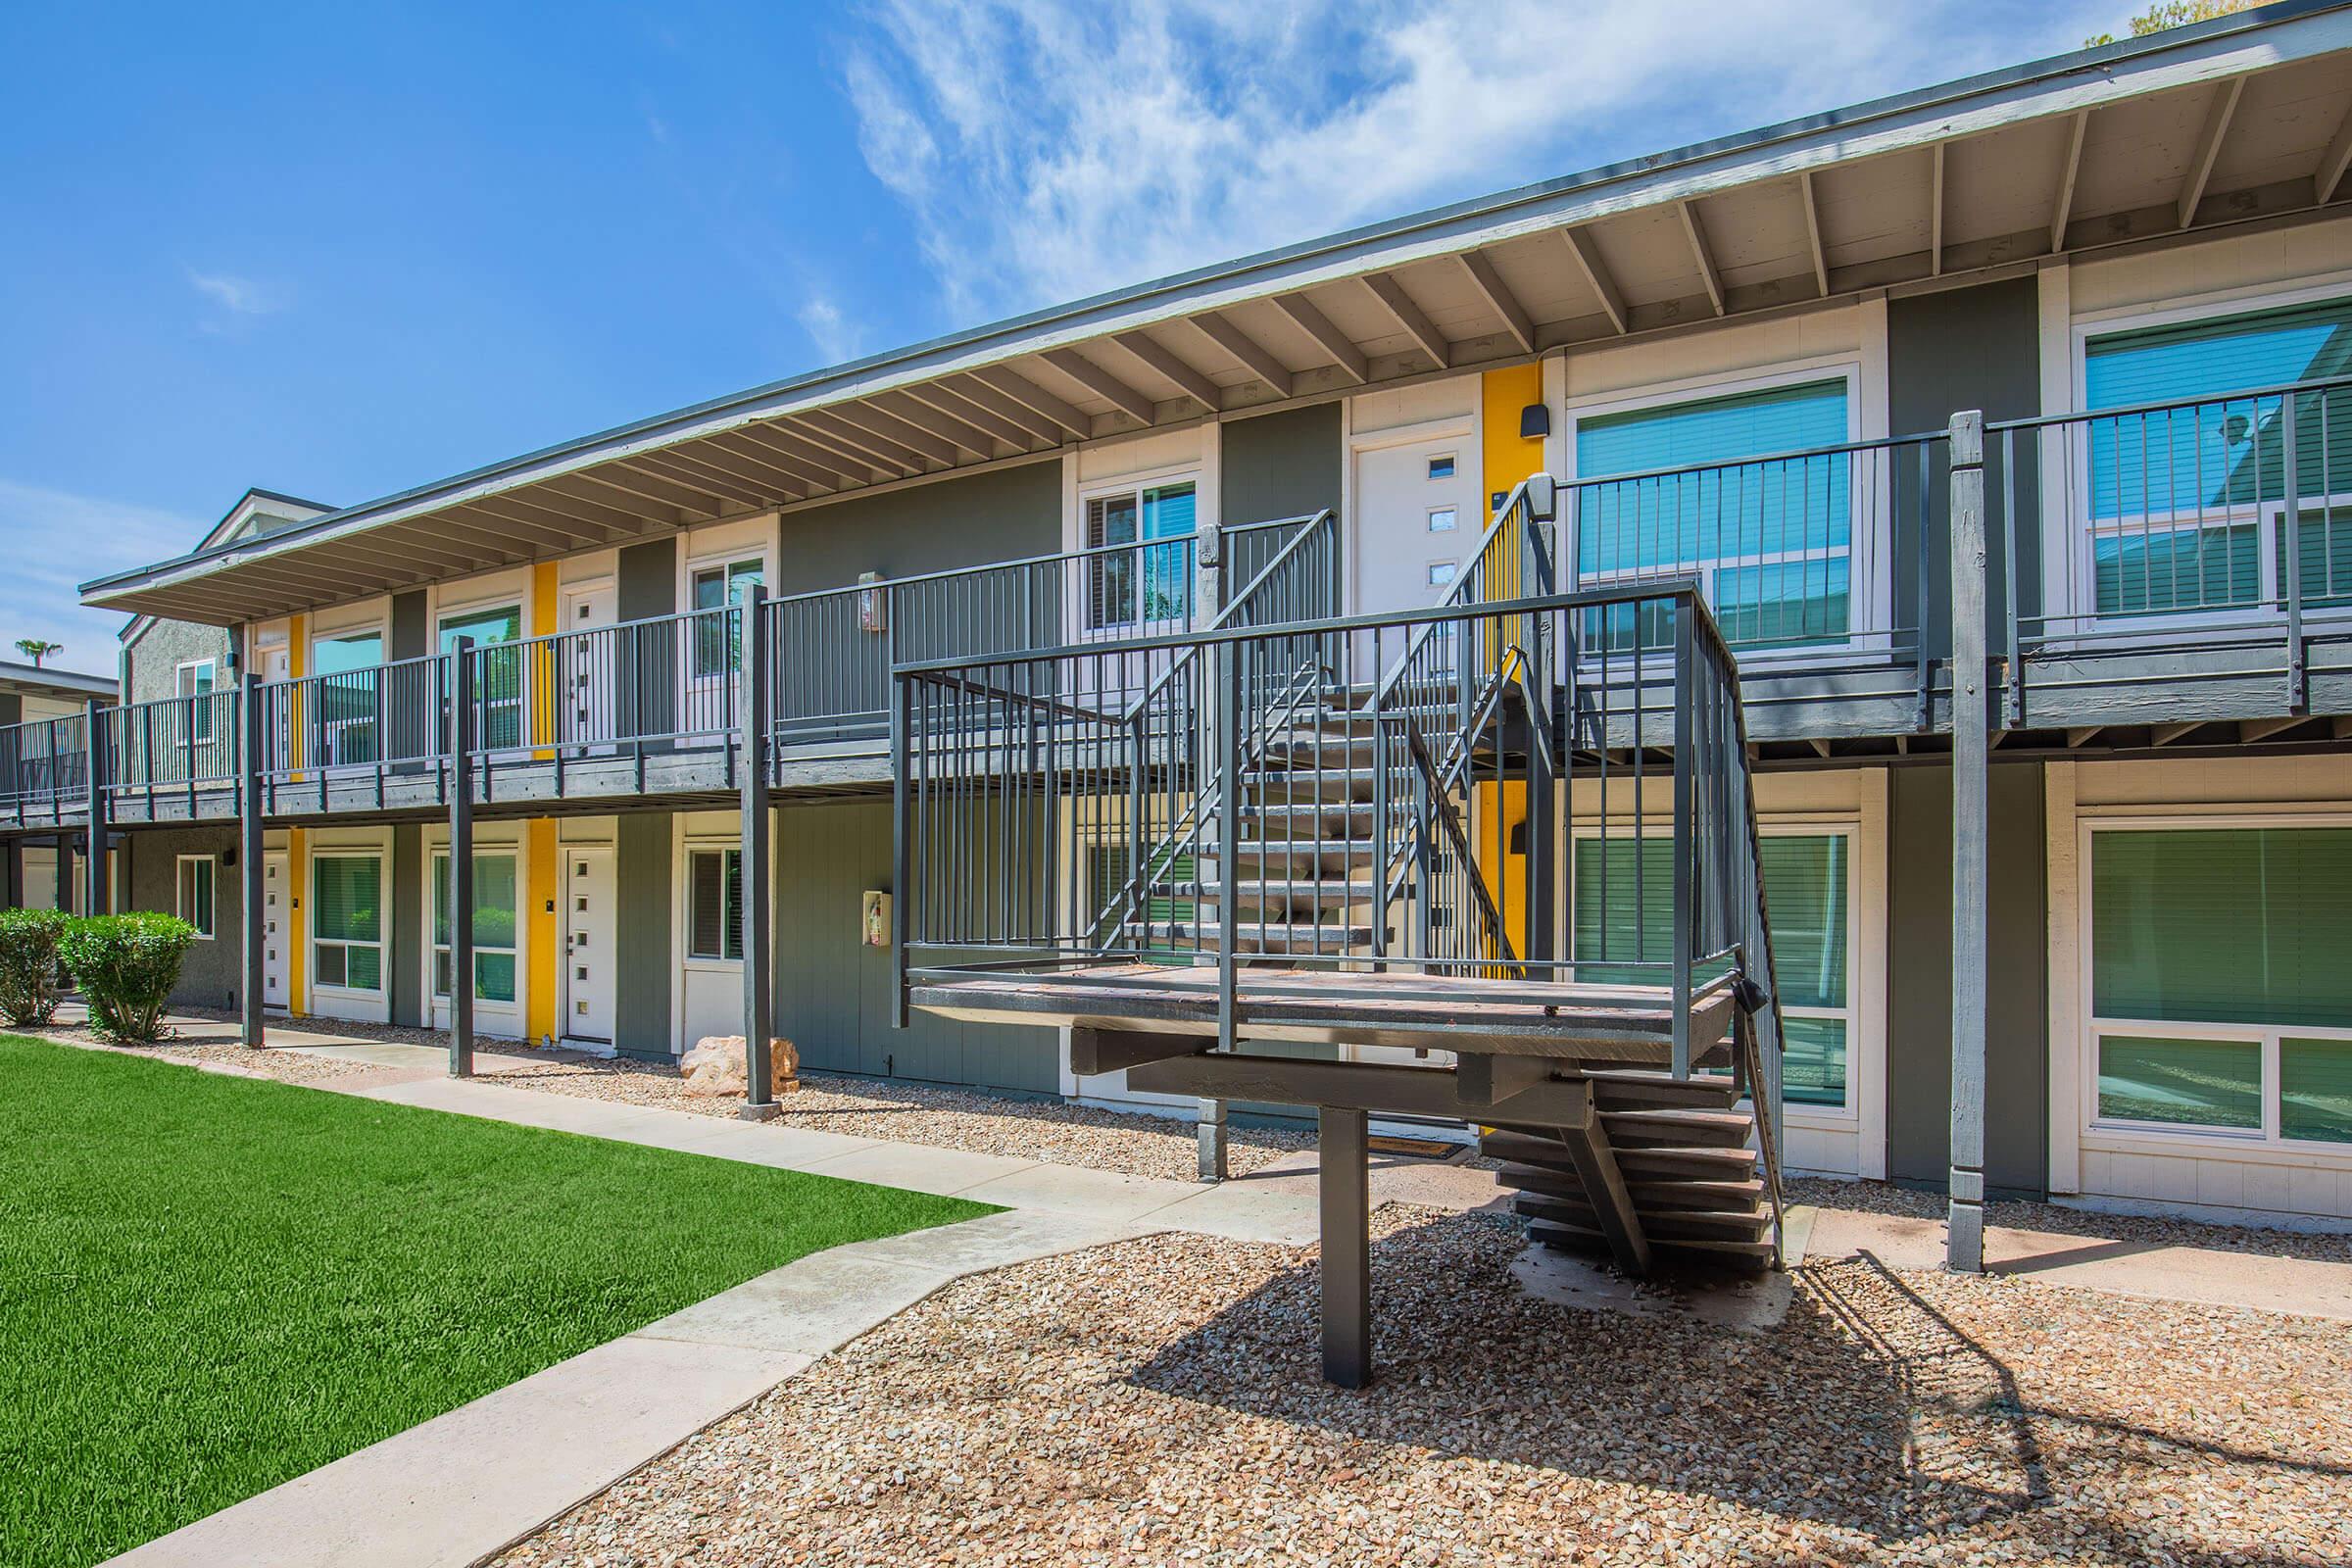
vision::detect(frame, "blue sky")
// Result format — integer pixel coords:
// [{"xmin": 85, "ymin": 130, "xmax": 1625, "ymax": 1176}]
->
[{"xmin": 0, "ymin": 0, "xmax": 2111, "ymax": 670}]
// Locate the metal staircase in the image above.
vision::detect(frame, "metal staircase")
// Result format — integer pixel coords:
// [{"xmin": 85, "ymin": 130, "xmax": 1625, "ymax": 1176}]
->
[{"xmin": 891, "ymin": 476, "xmax": 1788, "ymax": 1382}]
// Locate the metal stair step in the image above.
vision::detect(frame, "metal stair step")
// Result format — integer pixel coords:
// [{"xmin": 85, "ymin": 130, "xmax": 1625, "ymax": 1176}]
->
[
  {"xmin": 1597, "ymin": 1107, "xmax": 1755, "ymax": 1150},
  {"xmin": 1580, "ymin": 1069, "xmax": 1745, "ymax": 1110},
  {"xmin": 1512, "ymin": 1194, "xmax": 1774, "ymax": 1244},
  {"xmin": 1525, "ymin": 1218, "xmax": 1776, "ymax": 1265},
  {"xmin": 1494, "ymin": 1163, "xmax": 1766, "ymax": 1214}
]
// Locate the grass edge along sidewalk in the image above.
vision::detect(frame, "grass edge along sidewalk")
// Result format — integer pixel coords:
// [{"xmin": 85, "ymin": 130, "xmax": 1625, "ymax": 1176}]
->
[{"xmin": 0, "ymin": 1035, "xmax": 993, "ymax": 1568}]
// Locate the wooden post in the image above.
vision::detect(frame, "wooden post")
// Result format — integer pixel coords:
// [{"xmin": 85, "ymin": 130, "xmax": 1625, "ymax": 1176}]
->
[
  {"xmin": 82, "ymin": 699, "xmax": 107, "ymax": 915},
  {"xmin": 449, "ymin": 638, "xmax": 474, "ymax": 1080},
  {"xmin": 240, "ymin": 671, "xmax": 266, "ymax": 1048},
  {"xmin": 739, "ymin": 585, "xmax": 777, "ymax": 1121},
  {"xmin": 1318, "ymin": 1104, "xmax": 1371, "ymax": 1389},
  {"xmin": 1947, "ymin": 410, "xmax": 1988, "ymax": 1274}
]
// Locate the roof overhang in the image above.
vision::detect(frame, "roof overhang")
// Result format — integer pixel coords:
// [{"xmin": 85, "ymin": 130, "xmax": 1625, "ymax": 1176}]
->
[{"xmin": 82, "ymin": 0, "xmax": 2352, "ymax": 626}]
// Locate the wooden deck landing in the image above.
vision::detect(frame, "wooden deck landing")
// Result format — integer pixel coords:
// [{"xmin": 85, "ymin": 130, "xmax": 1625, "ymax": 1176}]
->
[{"xmin": 908, "ymin": 963, "xmax": 1738, "ymax": 1063}]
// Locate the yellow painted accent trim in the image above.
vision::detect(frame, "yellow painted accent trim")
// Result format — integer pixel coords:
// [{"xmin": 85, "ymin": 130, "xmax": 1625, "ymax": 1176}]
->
[
  {"xmin": 526, "ymin": 818, "xmax": 558, "ymax": 1044},
  {"xmin": 287, "ymin": 613, "xmax": 309, "ymax": 773},
  {"xmin": 529, "ymin": 563, "xmax": 559, "ymax": 757},
  {"xmin": 287, "ymin": 828, "xmax": 307, "ymax": 1015},
  {"xmin": 1480, "ymin": 364, "xmax": 1544, "ymax": 512},
  {"xmin": 1472, "ymin": 780, "xmax": 1532, "ymax": 958}
]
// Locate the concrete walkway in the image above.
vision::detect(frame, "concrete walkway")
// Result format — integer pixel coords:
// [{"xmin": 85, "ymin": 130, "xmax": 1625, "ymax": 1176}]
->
[{"xmin": 109, "ymin": 1208, "xmax": 1132, "ymax": 1568}]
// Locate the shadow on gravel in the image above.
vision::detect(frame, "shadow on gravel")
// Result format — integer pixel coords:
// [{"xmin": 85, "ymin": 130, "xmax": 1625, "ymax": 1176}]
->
[{"xmin": 1125, "ymin": 1208, "xmax": 2342, "ymax": 1565}]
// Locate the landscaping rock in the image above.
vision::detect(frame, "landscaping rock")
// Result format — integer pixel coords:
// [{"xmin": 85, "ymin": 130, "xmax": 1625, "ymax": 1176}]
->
[{"xmin": 680, "ymin": 1035, "xmax": 800, "ymax": 1098}]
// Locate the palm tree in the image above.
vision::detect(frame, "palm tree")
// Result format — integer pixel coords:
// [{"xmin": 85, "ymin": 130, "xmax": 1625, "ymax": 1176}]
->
[{"xmin": 13, "ymin": 639, "xmax": 63, "ymax": 668}]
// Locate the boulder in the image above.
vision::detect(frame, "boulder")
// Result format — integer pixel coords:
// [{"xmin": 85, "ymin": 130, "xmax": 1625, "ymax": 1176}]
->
[{"xmin": 680, "ymin": 1034, "xmax": 800, "ymax": 1097}]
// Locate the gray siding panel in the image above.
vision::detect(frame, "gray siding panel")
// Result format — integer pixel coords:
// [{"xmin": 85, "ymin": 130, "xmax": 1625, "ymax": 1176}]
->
[
  {"xmin": 122, "ymin": 826, "xmax": 242, "ymax": 1008},
  {"xmin": 617, "ymin": 538, "xmax": 677, "ymax": 622},
  {"xmin": 390, "ymin": 822, "xmax": 423, "ymax": 1027},
  {"xmin": 1222, "ymin": 404, "xmax": 1342, "ymax": 527},
  {"xmin": 771, "ymin": 462, "xmax": 1060, "ymax": 597},
  {"xmin": 776, "ymin": 800, "xmax": 1058, "ymax": 1094},
  {"xmin": 1886, "ymin": 760, "xmax": 2048, "ymax": 1198},
  {"xmin": 1887, "ymin": 277, "xmax": 2042, "ymax": 661},
  {"xmin": 390, "ymin": 591, "xmax": 428, "ymax": 662},
  {"xmin": 615, "ymin": 810, "xmax": 673, "ymax": 1059}
]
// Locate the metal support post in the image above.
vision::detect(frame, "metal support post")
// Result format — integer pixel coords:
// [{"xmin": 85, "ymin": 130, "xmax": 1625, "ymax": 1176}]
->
[
  {"xmin": 82, "ymin": 699, "xmax": 107, "ymax": 915},
  {"xmin": 1318, "ymin": 1104, "xmax": 1371, "ymax": 1389},
  {"xmin": 449, "ymin": 638, "xmax": 475, "ymax": 1079},
  {"xmin": 740, "ymin": 586, "xmax": 777, "ymax": 1121},
  {"xmin": 240, "ymin": 672, "xmax": 266, "ymax": 1048},
  {"xmin": 1947, "ymin": 410, "xmax": 1988, "ymax": 1274}
]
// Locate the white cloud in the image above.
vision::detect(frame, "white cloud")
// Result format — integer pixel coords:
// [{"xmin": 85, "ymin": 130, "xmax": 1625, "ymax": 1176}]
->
[
  {"xmin": 842, "ymin": 0, "xmax": 2110, "ymax": 321},
  {"xmin": 188, "ymin": 271, "xmax": 281, "ymax": 318},
  {"xmin": 0, "ymin": 480, "xmax": 204, "ymax": 676},
  {"xmin": 796, "ymin": 293, "xmax": 862, "ymax": 365}
]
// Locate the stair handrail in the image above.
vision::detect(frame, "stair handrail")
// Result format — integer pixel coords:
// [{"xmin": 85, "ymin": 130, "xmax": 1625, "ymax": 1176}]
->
[{"xmin": 1093, "ymin": 510, "xmax": 1341, "ymax": 952}]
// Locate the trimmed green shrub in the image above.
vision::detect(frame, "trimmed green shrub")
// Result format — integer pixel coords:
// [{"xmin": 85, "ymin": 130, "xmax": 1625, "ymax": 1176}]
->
[
  {"xmin": 0, "ymin": 907, "xmax": 73, "ymax": 1026},
  {"xmin": 59, "ymin": 913, "xmax": 198, "ymax": 1043}
]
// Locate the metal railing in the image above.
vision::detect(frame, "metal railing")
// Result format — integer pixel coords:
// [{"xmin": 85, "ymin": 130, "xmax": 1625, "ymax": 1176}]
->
[
  {"xmin": 0, "ymin": 711, "xmax": 89, "ymax": 819},
  {"xmin": 1991, "ymin": 373, "xmax": 2352, "ymax": 718},
  {"xmin": 1562, "ymin": 430, "xmax": 1950, "ymax": 722},
  {"xmin": 100, "ymin": 690, "xmax": 239, "ymax": 813},
  {"xmin": 893, "ymin": 581, "xmax": 1781, "ymax": 1082}
]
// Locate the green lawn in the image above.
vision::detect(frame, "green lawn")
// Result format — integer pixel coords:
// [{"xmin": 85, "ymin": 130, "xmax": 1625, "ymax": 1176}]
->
[{"xmin": 0, "ymin": 1037, "xmax": 992, "ymax": 1568}]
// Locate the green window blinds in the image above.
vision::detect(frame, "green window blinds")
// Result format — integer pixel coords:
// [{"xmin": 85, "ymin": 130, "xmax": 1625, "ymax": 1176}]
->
[
  {"xmin": 2090, "ymin": 827, "xmax": 2352, "ymax": 1029},
  {"xmin": 432, "ymin": 852, "xmax": 519, "ymax": 1004},
  {"xmin": 312, "ymin": 855, "xmax": 382, "ymax": 992},
  {"xmin": 1573, "ymin": 379, "xmax": 1851, "ymax": 648},
  {"xmin": 1570, "ymin": 833, "xmax": 1850, "ymax": 1105}
]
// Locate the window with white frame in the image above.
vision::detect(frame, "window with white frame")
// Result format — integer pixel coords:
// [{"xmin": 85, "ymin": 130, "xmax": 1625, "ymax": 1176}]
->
[
  {"xmin": 439, "ymin": 605, "xmax": 524, "ymax": 750},
  {"xmin": 431, "ymin": 850, "xmax": 519, "ymax": 1004},
  {"xmin": 2078, "ymin": 295, "xmax": 2352, "ymax": 621},
  {"xmin": 1084, "ymin": 480, "xmax": 1196, "ymax": 629},
  {"xmin": 1570, "ymin": 828, "xmax": 1854, "ymax": 1110},
  {"xmin": 313, "ymin": 628, "xmax": 387, "ymax": 764},
  {"xmin": 2084, "ymin": 821, "xmax": 2352, "ymax": 1147},
  {"xmin": 686, "ymin": 847, "xmax": 743, "ymax": 961},
  {"xmin": 176, "ymin": 660, "xmax": 218, "ymax": 742},
  {"xmin": 1571, "ymin": 376, "xmax": 1856, "ymax": 651},
  {"xmin": 690, "ymin": 558, "xmax": 764, "ymax": 678},
  {"xmin": 311, "ymin": 852, "xmax": 384, "ymax": 994},
  {"xmin": 175, "ymin": 855, "xmax": 216, "ymax": 939}
]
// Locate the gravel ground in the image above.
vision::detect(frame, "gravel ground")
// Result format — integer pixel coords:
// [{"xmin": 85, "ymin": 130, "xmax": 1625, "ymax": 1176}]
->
[
  {"xmin": 1785, "ymin": 1174, "xmax": 2352, "ymax": 1265},
  {"xmin": 497, "ymin": 1205, "xmax": 2352, "ymax": 1568},
  {"xmin": 130, "ymin": 1008, "xmax": 1318, "ymax": 1185},
  {"xmin": 11, "ymin": 1017, "xmax": 407, "ymax": 1089}
]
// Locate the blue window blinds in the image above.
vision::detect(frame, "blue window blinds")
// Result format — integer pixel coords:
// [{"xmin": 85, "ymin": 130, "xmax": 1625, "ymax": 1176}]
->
[{"xmin": 1573, "ymin": 378, "xmax": 1852, "ymax": 647}]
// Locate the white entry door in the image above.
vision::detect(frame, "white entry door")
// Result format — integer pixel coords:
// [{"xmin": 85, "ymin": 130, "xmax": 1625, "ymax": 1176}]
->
[
  {"xmin": 564, "ymin": 847, "xmax": 616, "ymax": 1045},
  {"xmin": 1354, "ymin": 434, "xmax": 1486, "ymax": 617},
  {"xmin": 262, "ymin": 852, "xmax": 290, "ymax": 1011},
  {"xmin": 559, "ymin": 582, "xmax": 618, "ymax": 749}
]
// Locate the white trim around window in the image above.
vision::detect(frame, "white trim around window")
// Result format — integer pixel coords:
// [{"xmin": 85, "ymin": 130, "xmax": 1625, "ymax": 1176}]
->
[
  {"xmin": 174, "ymin": 854, "xmax": 217, "ymax": 940},
  {"xmin": 2070, "ymin": 809, "xmax": 2352, "ymax": 1167},
  {"xmin": 1556, "ymin": 356, "xmax": 1893, "ymax": 666}
]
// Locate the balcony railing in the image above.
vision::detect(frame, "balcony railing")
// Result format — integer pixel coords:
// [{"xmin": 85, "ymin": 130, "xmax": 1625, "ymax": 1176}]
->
[
  {"xmin": 1990, "ymin": 373, "xmax": 2352, "ymax": 717},
  {"xmin": 0, "ymin": 711, "xmax": 89, "ymax": 819}
]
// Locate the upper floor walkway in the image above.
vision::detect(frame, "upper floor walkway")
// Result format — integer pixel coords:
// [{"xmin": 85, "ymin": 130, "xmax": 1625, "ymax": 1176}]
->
[{"xmin": 10, "ymin": 376, "xmax": 2351, "ymax": 837}]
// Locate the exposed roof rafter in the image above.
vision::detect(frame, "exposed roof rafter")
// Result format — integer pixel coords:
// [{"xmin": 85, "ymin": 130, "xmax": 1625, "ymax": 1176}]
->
[
  {"xmin": 1359, "ymin": 271, "xmax": 1449, "ymax": 368},
  {"xmin": 1930, "ymin": 142, "xmax": 1947, "ymax": 274},
  {"xmin": 1678, "ymin": 200, "xmax": 1725, "ymax": 316},
  {"xmin": 1560, "ymin": 225, "xmax": 1628, "ymax": 334},
  {"xmin": 1270, "ymin": 293, "xmax": 1370, "ymax": 384},
  {"xmin": 1798, "ymin": 172, "xmax": 1831, "ymax": 297},
  {"xmin": 2316, "ymin": 96, "xmax": 2352, "ymax": 206},
  {"xmin": 1456, "ymin": 249, "xmax": 1535, "ymax": 355},
  {"xmin": 1040, "ymin": 346, "xmax": 1155, "ymax": 423},
  {"xmin": 969, "ymin": 364, "xmax": 1090, "ymax": 439},
  {"xmin": 1190, "ymin": 312, "xmax": 1294, "ymax": 398},
  {"xmin": 2179, "ymin": 75, "xmax": 2245, "ymax": 227},
  {"xmin": 1109, "ymin": 330, "xmax": 1223, "ymax": 413},
  {"xmin": 922, "ymin": 375, "xmax": 1060, "ymax": 446},
  {"xmin": 2051, "ymin": 109, "xmax": 2089, "ymax": 252}
]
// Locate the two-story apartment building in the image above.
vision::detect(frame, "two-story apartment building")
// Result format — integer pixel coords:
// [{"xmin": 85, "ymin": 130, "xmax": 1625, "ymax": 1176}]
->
[
  {"xmin": 0, "ymin": 657, "xmax": 122, "ymax": 911},
  {"xmin": 26, "ymin": 3, "xmax": 2352, "ymax": 1230}
]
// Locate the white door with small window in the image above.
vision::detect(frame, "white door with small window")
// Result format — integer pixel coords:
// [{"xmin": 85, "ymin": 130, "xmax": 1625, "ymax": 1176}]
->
[
  {"xmin": 559, "ymin": 582, "xmax": 618, "ymax": 750},
  {"xmin": 564, "ymin": 847, "xmax": 616, "ymax": 1045},
  {"xmin": 1354, "ymin": 436, "xmax": 1481, "ymax": 621},
  {"xmin": 686, "ymin": 559, "xmax": 764, "ymax": 738},
  {"xmin": 262, "ymin": 853, "xmax": 289, "ymax": 1010}
]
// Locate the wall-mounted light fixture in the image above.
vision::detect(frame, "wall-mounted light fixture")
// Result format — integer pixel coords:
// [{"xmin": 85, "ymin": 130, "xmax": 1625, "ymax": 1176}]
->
[{"xmin": 1519, "ymin": 403, "xmax": 1551, "ymax": 440}]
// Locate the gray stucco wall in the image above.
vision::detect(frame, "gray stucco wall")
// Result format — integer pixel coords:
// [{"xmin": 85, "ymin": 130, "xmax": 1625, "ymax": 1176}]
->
[
  {"xmin": 123, "ymin": 619, "xmax": 231, "ymax": 708},
  {"xmin": 1222, "ymin": 403, "xmax": 1343, "ymax": 527},
  {"xmin": 615, "ymin": 809, "xmax": 673, "ymax": 1060},
  {"xmin": 776, "ymin": 799, "xmax": 1058, "ymax": 1095},
  {"xmin": 1887, "ymin": 276, "xmax": 2042, "ymax": 661},
  {"xmin": 121, "ymin": 825, "xmax": 243, "ymax": 1008},
  {"xmin": 772, "ymin": 460, "xmax": 1062, "ymax": 596},
  {"xmin": 1886, "ymin": 759, "xmax": 2049, "ymax": 1198},
  {"xmin": 390, "ymin": 590, "xmax": 428, "ymax": 661},
  {"xmin": 618, "ymin": 538, "xmax": 677, "ymax": 622}
]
